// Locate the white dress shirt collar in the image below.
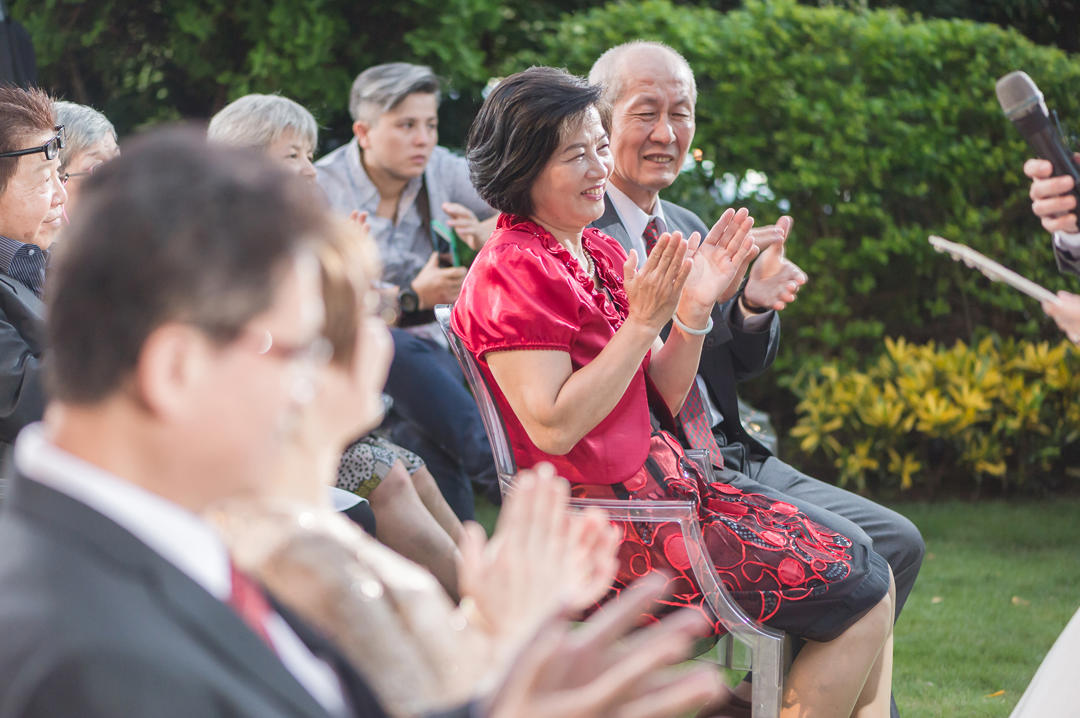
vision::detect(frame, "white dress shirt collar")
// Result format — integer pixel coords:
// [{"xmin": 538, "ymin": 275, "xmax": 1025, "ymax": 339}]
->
[
  {"xmin": 606, "ymin": 183, "xmax": 668, "ymax": 268},
  {"xmin": 14, "ymin": 422, "xmax": 231, "ymax": 599},
  {"xmin": 13, "ymin": 423, "xmax": 349, "ymax": 717}
]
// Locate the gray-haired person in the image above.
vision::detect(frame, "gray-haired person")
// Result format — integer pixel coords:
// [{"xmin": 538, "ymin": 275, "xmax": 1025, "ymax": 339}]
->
[
  {"xmin": 208, "ymin": 93, "xmax": 318, "ymax": 182},
  {"xmin": 207, "ymin": 92, "xmax": 470, "ymax": 594},
  {"xmin": 316, "ymin": 63, "xmax": 503, "ymax": 516},
  {"xmin": 53, "ymin": 100, "xmax": 118, "ymax": 216}
]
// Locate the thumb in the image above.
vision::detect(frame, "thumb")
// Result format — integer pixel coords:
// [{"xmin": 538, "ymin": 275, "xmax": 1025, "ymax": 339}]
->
[
  {"xmin": 456, "ymin": 521, "xmax": 489, "ymax": 598},
  {"xmin": 686, "ymin": 231, "xmax": 703, "ymax": 256},
  {"xmin": 776, "ymin": 215, "xmax": 793, "ymax": 238},
  {"xmin": 424, "ymin": 251, "xmax": 439, "ymax": 268},
  {"xmin": 623, "ymin": 250, "xmax": 638, "ymax": 283}
]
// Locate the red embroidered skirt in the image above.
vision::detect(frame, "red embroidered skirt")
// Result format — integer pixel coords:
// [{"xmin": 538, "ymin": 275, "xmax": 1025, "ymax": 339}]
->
[{"xmin": 571, "ymin": 433, "xmax": 890, "ymax": 642}]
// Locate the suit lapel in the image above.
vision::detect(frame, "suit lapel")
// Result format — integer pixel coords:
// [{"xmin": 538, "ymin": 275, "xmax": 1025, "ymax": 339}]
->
[
  {"xmin": 271, "ymin": 598, "xmax": 388, "ymax": 717},
  {"xmin": 7, "ymin": 473, "xmax": 333, "ymax": 718},
  {"xmin": 592, "ymin": 195, "xmax": 633, "ymax": 252},
  {"xmin": 151, "ymin": 563, "xmax": 333, "ymax": 717}
]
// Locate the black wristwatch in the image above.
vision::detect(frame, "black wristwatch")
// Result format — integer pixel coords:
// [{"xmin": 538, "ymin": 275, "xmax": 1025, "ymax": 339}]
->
[
  {"xmin": 398, "ymin": 286, "xmax": 420, "ymax": 314},
  {"xmin": 739, "ymin": 293, "xmax": 771, "ymax": 315}
]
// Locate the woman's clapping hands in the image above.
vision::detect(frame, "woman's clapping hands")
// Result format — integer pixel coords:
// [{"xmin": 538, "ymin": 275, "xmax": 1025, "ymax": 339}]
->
[
  {"xmin": 622, "ymin": 232, "xmax": 692, "ymax": 333},
  {"xmin": 456, "ymin": 464, "xmax": 619, "ymax": 651},
  {"xmin": 681, "ymin": 207, "xmax": 758, "ymax": 315}
]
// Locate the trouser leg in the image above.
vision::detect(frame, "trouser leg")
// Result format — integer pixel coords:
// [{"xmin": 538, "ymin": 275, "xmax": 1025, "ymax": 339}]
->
[{"xmin": 721, "ymin": 446, "xmax": 923, "ymax": 718}]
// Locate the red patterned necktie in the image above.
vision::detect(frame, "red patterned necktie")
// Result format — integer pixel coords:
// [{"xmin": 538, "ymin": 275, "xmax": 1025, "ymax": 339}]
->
[
  {"xmin": 228, "ymin": 562, "xmax": 276, "ymax": 650},
  {"xmin": 678, "ymin": 381, "xmax": 724, "ymax": 463},
  {"xmin": 641, "ymin": 220, "xmax": 724, "ymax": 467},
  {"xmin": 642, "ymin": 216, "xmax": 661, "ymax": 254}
]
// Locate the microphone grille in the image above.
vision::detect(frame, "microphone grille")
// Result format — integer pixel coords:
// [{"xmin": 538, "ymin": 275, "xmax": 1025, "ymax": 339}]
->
[{"xmin": 996, "ymin": 71, "xmax": 1043, "ymax": 118}]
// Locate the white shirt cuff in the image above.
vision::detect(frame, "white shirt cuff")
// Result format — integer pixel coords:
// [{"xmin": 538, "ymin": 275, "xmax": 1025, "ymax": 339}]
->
[{"xmin": 1054, "ymin": 230, "xmax": 1080, "ymax": 252}]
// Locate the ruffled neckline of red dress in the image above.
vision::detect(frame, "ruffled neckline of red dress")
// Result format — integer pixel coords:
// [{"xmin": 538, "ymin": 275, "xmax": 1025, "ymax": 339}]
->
[{"xmin": 497, "ymin": 213, "xmax": 631, "ymax": 328}]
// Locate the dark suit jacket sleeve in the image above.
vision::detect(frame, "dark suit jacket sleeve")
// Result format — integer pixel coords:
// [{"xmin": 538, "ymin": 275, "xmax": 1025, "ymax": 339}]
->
[
  {"xmin": 6, "ymin": 649, "xmax": 223, "ymax": 718},
  {"xmin": 719, "ymin": 299, "xmax": 780, "ymax": 383},
  {"xmin": 661, "ymin": 201, "xmax": 782, "ymax": 382},
  {"xmin": 0, "ymin": 312, "xmax": 43, "ymax": 444}
]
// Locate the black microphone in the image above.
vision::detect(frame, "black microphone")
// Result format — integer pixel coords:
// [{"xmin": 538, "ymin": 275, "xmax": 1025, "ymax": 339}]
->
[{"xmin": 996, "ymin": 71, "xmax": 1080, "ymax": 198}]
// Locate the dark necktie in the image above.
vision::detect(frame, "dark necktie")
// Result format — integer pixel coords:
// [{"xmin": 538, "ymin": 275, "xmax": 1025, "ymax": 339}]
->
[
  {"xmin": 641, "ymin": 219, "xmax": 724, "ymax": 466},
  {"xmin": 228, "ymin": 562, "xmax": 276, "ymax": 650}
]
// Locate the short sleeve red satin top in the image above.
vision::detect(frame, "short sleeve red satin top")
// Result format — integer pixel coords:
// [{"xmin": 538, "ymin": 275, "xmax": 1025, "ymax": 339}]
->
[{"xmin": 451, "ymin": 214, "xmax": 652, "ymax": 485}]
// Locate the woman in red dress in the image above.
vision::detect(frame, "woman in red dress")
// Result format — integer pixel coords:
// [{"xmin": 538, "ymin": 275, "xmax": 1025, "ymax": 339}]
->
[{"xmin": 452, "ymin": 67, "xmax": 896, "ymax": 718}]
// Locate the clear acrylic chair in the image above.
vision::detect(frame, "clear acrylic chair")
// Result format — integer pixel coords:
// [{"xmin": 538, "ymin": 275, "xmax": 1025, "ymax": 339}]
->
[{"xmin": 436, "ymin": 305, "xmax": 790, "ymax": 718}]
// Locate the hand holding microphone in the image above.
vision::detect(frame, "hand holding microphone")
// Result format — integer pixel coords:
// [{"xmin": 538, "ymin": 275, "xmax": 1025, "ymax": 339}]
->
[
  {"xmin": 1024, "ymin": 155, "xmax": 1079, "ymax": 233},
  {"xmin": 997, "ymin": 71, "xmax": 1080, "ymax": 233}
]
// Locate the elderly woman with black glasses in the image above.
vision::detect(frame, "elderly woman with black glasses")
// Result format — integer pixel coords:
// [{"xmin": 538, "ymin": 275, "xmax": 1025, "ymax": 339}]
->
[
  {"xmin": 0, "ymin": 86, "xmax": 67, "ymax": 451},
  {"xmin": 452, "ymin": 67, "xmax": 897, "ymax": 718},
  {"xmin": 53, "ymin": 101, "xmax": 119, "ymax": 217}
]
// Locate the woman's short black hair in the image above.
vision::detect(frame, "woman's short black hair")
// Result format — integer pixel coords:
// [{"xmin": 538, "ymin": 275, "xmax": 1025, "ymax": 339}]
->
[{"xmin": 467, "ymin": 67, "xmax": 600, "ymax": 218}]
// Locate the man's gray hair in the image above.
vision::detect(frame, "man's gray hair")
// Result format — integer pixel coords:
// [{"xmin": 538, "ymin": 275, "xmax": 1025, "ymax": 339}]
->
[
  {"xmin": 53, "ymin": 101, "xmax": 117, "ymax": 173},
  {"xmin": 349, "ymin": 62, "xmax": 441, "ymax": 125},
  {"xmin": 587, "ymin": 41, "xmax": 697, "ymax": 127},
  {"xmin": 207, "ymin": 94, "xmax": 318, "ymax": 151}
]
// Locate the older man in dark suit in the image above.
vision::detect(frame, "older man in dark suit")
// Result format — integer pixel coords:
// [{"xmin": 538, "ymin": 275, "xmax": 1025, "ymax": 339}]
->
[
  {"xmin": 0, "ymin": 86, "xmax": 66, "ymax": 451},
  {"xmin": 589, "ymin": 41, "xmax": 925, "ymax": 718}
]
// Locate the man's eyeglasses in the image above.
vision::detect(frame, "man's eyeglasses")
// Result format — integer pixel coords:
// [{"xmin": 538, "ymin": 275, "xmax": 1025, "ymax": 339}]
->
[
  {"xmin": 242, "ymin": 329, "xmax": 333, "ymax": 406},
  {"xmin": 246, "ymin": 329, "xmax": 333, "ymax": 367},
  {"xmin": 0, "ymin": 125, "xmax": 65, "ymax": 161}
]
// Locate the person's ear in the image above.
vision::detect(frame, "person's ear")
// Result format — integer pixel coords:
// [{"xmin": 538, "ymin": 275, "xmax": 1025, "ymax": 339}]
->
[
  {"xmin": 353, "ymin": 120, "xmax": 373, "ymax": 151},
  {"xmin": 132, "ymin": 323, "xmax": 213, "ymax": 419}
]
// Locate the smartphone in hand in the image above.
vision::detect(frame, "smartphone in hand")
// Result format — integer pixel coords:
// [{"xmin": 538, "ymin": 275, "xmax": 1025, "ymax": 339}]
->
[{"xmin": 431, "ymin": 219, "xmax": 478, "ymax": 268}]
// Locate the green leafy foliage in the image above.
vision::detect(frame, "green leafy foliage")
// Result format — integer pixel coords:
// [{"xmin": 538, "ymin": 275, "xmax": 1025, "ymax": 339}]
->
[
  {"xmin": 789, "ymin": 335, "xmax": 1080, "ymax": 494},
  {"xmin": 8, "ymin": 0, "xmax": 598, "ymax": 148},
  {"xmin": 11, "ymin": 0, "xmax": 353, "ymax": 137}
]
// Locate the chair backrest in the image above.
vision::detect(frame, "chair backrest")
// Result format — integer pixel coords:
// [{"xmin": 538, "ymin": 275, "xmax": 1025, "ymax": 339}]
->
[{"xmin": 435, "ymin": 305, "xmax": 519, "ymax": 495}]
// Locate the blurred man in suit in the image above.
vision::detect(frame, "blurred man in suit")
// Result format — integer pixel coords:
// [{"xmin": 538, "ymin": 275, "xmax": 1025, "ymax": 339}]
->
[
  {"xmin": 0, "ymin": 128, "xmax": 384, "ymax": 717},
  {"xmin": 589, "ymin": 41, "xmax": 924, "ymax": 718}
]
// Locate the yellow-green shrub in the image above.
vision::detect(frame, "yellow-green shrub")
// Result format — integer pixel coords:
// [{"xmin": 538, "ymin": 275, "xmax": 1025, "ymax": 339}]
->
[{"xmin": 790, "ymin": 336, "xmax": 1080, "ymax": 493}]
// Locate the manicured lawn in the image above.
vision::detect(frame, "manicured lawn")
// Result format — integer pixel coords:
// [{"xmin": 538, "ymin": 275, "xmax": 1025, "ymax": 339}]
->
[
  {"xmin": 891, "ymin": 498, "xmax": 1080, "ymax": 717},
  {"xmin": 474, "ymin": 495, "xmax": 1080, "ymax": 716}
]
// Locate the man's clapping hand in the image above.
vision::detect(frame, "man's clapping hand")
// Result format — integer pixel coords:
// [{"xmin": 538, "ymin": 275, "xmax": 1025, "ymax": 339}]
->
[{"xmin": 743, "ymin": 216, "xmax": 807, "ymax": 312}]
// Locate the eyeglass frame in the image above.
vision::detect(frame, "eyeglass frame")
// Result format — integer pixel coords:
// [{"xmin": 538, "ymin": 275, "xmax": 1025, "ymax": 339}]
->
[
  {"xmin": 243, "ymin": 328, "xmax": 333, "ymax": 367},
  {"xmin": 60, "ymin": 170, "xmax": 94, "ymax": 185},
  {"xmin": 0, "ymin": 125, "xmax": 66, "ymax": 161}
]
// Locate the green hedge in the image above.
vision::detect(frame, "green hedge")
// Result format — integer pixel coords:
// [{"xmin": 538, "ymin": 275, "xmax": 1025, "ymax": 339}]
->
[{"xmin": 508, "ymin": 0, "xmax": 1080, "ymax": 376}]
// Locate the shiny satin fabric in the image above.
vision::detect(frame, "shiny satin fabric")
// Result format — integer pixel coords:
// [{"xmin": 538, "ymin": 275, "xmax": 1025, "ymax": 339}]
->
[{"xmin": 452, "ymin": 214, "xmax": 651, "ymax": 485}]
